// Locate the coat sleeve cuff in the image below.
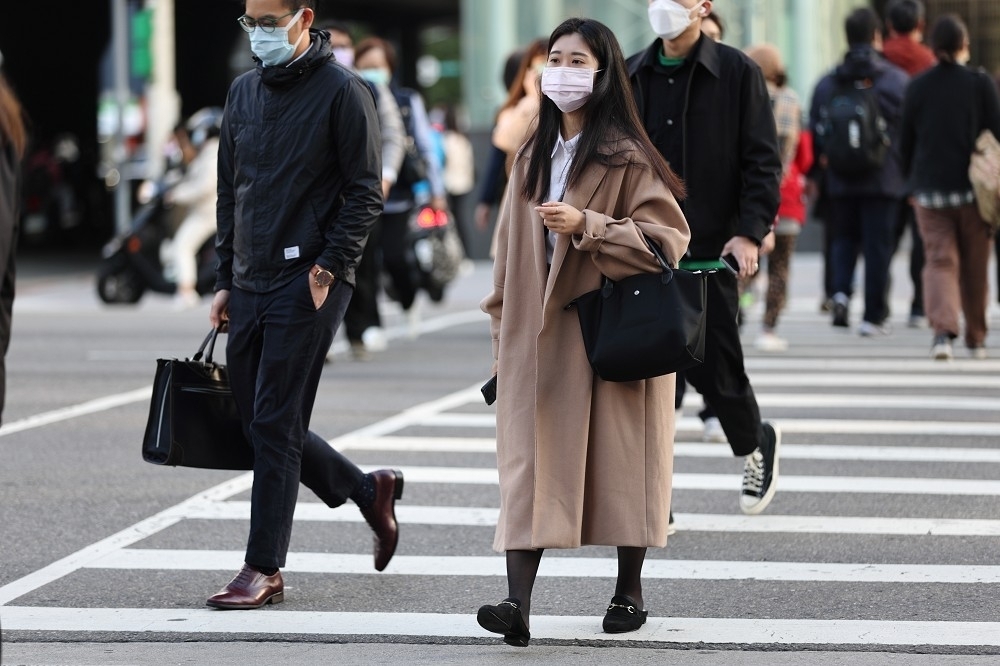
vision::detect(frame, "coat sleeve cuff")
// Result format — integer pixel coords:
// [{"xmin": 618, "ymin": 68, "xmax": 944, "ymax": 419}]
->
[{"xmin": 573, "ymin": 210, "xmax": 606, "ymax": 251}]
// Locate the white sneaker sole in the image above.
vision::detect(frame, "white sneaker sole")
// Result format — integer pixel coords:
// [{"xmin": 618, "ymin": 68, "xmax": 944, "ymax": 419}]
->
[{"xmin": 740, "ymin": 423, "xmax": 781, "ymax": 515}]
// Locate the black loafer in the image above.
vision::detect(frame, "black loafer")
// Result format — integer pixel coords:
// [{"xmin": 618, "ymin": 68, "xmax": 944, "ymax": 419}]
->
[
  {"xmin": 602, "ymin": 594, "xmax": 648, "ymax": 633},
  {"xmin": 477, "ymin": 597, "xmax": 530, "ymax": 647}
]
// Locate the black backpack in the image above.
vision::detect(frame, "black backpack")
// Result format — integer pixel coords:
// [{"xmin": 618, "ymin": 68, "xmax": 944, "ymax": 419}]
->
[{"xmin": 818, "ymin": 75, "xmax": 890, "ymax": 177}]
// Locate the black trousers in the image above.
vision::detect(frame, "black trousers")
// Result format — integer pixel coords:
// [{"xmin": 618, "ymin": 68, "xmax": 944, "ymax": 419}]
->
[
  {"xmin": 682, "ymin": 271, "xmax": 763, "ymax": 457},
  {"xmin": 0, "ymin": 210, "xmax": 13, "ymax": 424},
  {"xmin": 344, "ymin": 218, "xmax": 383, "ymax": 342},
  {"xmin": 227, "ymin": 276, "xmax": 365, "ymax": 569},
  {"xmin": 380, "ymin": 208, "xmax": 419, "ymax": 310},
  {"xmin": 891, "ymin": 200, "xmax": 925, "ymax": 317}
]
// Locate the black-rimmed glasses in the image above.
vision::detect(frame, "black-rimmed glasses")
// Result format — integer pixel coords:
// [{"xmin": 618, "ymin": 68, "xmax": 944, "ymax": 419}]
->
[{"xmin": 237, "ymin": 10, "xmax": 298, "ymax": 33}]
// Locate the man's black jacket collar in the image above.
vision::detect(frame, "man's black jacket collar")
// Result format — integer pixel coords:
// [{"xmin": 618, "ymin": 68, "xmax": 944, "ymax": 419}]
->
[{"xmin": 627, "ymin": 32, "xmax": 721, "ymax": 81}]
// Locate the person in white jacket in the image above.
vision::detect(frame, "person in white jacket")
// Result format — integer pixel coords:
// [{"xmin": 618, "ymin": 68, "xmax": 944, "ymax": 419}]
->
[{"xmin": 169, "ymin": 108, "xmax": 223, "ymax": 309}]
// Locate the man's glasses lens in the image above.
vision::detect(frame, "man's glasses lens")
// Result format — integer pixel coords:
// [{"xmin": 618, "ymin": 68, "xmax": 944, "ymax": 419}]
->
[{"xmin": 237, "ymin": 11, "xmax": 295, "ymax": 33}]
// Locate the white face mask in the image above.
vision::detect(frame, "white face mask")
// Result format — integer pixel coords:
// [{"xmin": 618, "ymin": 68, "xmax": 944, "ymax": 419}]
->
[
  {"xmin": 540, "ymin": 66, "xmax": 597, "ymax": 113},
  {"xmin": 249, "ymin": 8, "xmax": 306, "ymax": 67},
  {"xmin": 648, "ymin": 0, "xmax": 705, "ymax": 41}
]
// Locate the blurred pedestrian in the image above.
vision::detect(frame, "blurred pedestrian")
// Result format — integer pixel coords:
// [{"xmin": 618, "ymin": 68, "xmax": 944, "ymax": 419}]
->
[
  {"xmin": 490, "ymin": 38, "xmax": 547, "ymax": 177},
  {"xmin": 473, "ymin": 47, "xmax": 528, "ymax": 236},
  {"xmin": 883, "ymin": 0, "xmax": 935, "ymax": 328},
  {"xmin": 0, "ymin": 54, "xmax": 26, "ymax": 425},
  {"xmin": 355, "ymin": 36, "xmax": 447, "ymax": 327},
  {"xmin": 899, "ymin": 13, "xmax": 1000, "ymax": 360},
  {"xmin": 318, "ymin": 21, "xmax": 405, "ymax": 360},
  {"xmin": 206, "ymin": 0, "xmax": 401, "ymax": 610},
  {"xmin": 629, "ymin": 0, "xmax": 783, "ymax": 515},
  {"xmin": 745, "ymin": 44, "xmax": 812, "ymax": 352},
  {"xmin": 478, "ymin": 17, "xmax": 689, "ymax": 645},
  {"xmin": 432, "ymin": 103, "xmax": 476, "ymax": 254},
  {"xmin": 167, "ymin": 107, "xmax": 223, "ymax": 310},
  {"xmin": 810, "ymin": 7, "xmax": 909, "ymax": 336},
  {"xmin": 701, "ymin": 9, "xmax": 724, "ymax": 42}
]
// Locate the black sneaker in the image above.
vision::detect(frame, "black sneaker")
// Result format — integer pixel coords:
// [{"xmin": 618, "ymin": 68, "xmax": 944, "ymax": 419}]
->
[
  {"xmin": 667, "ymin": 510, "xmax": 676, "ymax": 536},
  {"xmin": 831, "ymin": 293, "xmax": 849, "ymax": 328},
  {"xmin": 740, "ymin": 421, "xmax": 780, "ymax": 515}
]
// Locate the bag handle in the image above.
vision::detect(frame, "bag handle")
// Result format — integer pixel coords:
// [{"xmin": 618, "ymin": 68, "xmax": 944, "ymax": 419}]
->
[
  {"xmin": 192, "ymin": 328, "xmax": 221, "ymax": 363},
  {"xmin": 641, "ymin": 233, "xmax": 671, "ymax": 273}
]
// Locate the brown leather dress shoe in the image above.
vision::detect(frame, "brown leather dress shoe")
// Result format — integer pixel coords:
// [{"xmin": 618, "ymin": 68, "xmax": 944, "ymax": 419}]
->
[
  {"xmin": 360, "ymin": 469, "xmax": 404, "ymax": 571},
  {"xmin": 206, "ymin": 564, "xmax": 284, "ymax": 610}
]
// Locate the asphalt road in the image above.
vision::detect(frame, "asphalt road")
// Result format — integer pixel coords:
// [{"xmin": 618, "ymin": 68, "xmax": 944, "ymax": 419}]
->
[{"xmin": 2, "ymin": 249, "xmax": 999, "ymax": 665}]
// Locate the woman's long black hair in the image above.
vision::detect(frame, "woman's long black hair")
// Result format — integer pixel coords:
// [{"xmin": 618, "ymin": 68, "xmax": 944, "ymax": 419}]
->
[{"xmin": 520, "ymin": 17, "xmax": 684, "ymax": 204}]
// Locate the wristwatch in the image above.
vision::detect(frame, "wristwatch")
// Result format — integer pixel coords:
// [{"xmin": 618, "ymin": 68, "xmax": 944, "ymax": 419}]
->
[{"xmin": 313, "ymin": 268, "xmax": 335, "ymax": 288}]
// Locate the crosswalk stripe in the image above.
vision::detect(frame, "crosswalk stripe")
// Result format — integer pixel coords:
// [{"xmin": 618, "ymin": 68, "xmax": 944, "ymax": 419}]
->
[
  {"xmin": 700, "ymin": 393, "xmax": 1000, "ymax": 411},
  {"xmin": 182, "ymin": 502, "xmax": 1000, "ymax": 536},
  {"xmin": 355, "ymin": 465, "xmax": 1000, "ymax": 495},
  {"xmin": 5, "ymin": 606, "xmax": 998, "ymax": 646},
  {"xmin": 742, "ymin": 358, "xmax": 1000, "ymax": 372},
  {"xmin": 421, "ymin": 413, "xmax": 1000, "ymax": 435},
  {"xmin": 343, "ymin": 435, "xmax": 1000, "ymax": 463},
  {"xmin": 89, "ymin": 549, "xmax": 1000, "ymax": 584}
]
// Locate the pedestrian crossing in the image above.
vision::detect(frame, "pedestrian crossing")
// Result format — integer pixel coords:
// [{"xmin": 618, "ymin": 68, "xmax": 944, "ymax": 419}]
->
[{"xmin": 3, "ymin": 318, "xmax": 1000, "ymax": 652}]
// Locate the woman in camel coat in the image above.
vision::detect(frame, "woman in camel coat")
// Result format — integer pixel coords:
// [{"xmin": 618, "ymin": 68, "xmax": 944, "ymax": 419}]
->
[{"xmin": 477, "ymin": 18, "xmax": 689, "ymax": 646}]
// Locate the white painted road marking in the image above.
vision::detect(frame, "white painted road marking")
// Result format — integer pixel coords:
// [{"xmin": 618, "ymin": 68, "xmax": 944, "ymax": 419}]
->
[
  {"xmin": 89, "ymin": 549, "xmax": 1000, "ymax": 584},
  {"xmin": 183, "ymin": 502, "xmax": 1000, "ymax": 536},
  {"xmin": 4, "ymin": 607, "xmax": 1000, "ymax": 646}
]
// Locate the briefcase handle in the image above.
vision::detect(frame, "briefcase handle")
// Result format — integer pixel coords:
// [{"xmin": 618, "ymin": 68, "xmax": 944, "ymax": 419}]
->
[{"xmin": 192, "ymin": 328, "xmax": 222, "ymax": 364}]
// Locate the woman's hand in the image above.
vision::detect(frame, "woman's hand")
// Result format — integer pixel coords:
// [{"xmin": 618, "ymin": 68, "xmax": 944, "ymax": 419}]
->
[{"xmin": 535, "ymin": 201, "xmax": 585, "ymax": 236}]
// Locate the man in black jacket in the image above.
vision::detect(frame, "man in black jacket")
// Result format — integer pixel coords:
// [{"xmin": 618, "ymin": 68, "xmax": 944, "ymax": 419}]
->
[
  {"xmin": 628, "ymin": 0, "xmax": 783, "ymax": 515},
  {"xmin": 206, "ymin": 0, "xmax": 402, "ymax": 609}
]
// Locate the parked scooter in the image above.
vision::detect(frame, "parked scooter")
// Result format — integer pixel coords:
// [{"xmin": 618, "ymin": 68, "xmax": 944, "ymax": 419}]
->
[
  {"xmin": 96, "ymin": 178, "xmax": 216, "ymax": 304},
  {"xmin": 96, "ymin": 108, "xmax": 222, "ymax": 305}
]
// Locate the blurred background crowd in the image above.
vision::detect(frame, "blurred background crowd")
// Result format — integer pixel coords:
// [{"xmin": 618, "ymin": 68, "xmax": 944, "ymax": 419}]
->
[{"xmin": 0, "ymin": 0, "xmax": 996, "ymax": 258}]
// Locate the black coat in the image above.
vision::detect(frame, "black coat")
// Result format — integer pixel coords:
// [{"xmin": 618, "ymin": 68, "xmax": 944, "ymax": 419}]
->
[
  {"xmin": 627, "ymin": 37, "xmax": 781, "ymax": 258},
  {"xmin": 809, "ymin": 46, "xmax": 909, "ymax": 199},
  {"xmin": 216, "ymin": 30, "xmax": 383, "ymax": 292},
  {"xmin": 899, "ymin": 62, "xmax": 1000, "ymax": 194}
]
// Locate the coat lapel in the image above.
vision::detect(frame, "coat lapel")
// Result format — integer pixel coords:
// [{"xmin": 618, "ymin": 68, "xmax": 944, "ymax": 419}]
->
[{"xmin": 544, "ymin": 164, "xmax": 609, "ymax": 302}]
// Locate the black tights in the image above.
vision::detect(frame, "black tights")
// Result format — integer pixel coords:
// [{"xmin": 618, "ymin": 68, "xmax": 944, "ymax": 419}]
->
[{"xmin": 504, "ymin": 546, "xmax": 647, "ymax": 627}]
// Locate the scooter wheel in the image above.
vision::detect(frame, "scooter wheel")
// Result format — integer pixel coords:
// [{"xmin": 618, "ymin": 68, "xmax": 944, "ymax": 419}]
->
[{"xmin": 97, "ymin": 268, "xmax": 146, "ymax": 304}]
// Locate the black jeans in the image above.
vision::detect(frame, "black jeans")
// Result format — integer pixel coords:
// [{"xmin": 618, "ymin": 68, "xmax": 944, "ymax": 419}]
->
[
  {"xmin": 227, "ymin": 275, "xmax": 365, "ymax": 569},
  {"xmin": 682, "ymin": 271, "xmax": 763, "ymax": 457},
  {"xmin": 829, "ymin": 195, "xmax": 897, "ymax": 325}
]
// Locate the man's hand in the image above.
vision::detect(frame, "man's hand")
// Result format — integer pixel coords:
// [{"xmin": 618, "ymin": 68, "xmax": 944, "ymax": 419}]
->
[
  {"xmin": 308, "ymin": 266, "xmax": 332, "ymax": 310},
  {"xmin": 720, "ymin": 236, "xmax": 760, "ymax": 280},
  {"xmin": 535, "ymin": 201, "xmax": 585, "ymax": 236},
  {"xmin": 759, "ymin": 230, "xmax": 776, "ymax": 256},
  {"xmin": 209, "ymin": 290, "xmax": 231, "ymax": 332},
  {"xmin": 475, "ymin": 203, "xmax": 492, "ymax": 230}
]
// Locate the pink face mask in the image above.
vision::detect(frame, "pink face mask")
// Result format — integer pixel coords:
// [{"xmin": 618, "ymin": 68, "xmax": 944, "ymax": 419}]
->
[{"xmin": 540, "ymin": 66, "xmax": 597, "ymax": 113}]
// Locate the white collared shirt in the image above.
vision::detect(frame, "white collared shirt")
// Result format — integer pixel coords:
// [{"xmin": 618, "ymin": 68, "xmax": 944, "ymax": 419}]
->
[{"xmin": 545, "ymin": 131, "xmax": 582, "ymax": 263}]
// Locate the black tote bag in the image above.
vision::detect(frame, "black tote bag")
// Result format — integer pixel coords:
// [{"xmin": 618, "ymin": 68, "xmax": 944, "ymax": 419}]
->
[
  {"xmin": 141, "ymin": 328, "xmax": 254, "ymax": 470},
  {"xmin": 566, "ymin": 236, "xmax": 708, "ymax": 382}
]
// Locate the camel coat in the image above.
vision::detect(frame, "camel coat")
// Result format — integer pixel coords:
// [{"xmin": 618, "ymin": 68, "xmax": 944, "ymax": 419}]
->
[{"xmin": 481, "ymin": 137, "xmax": 690, "ymax": 551}]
